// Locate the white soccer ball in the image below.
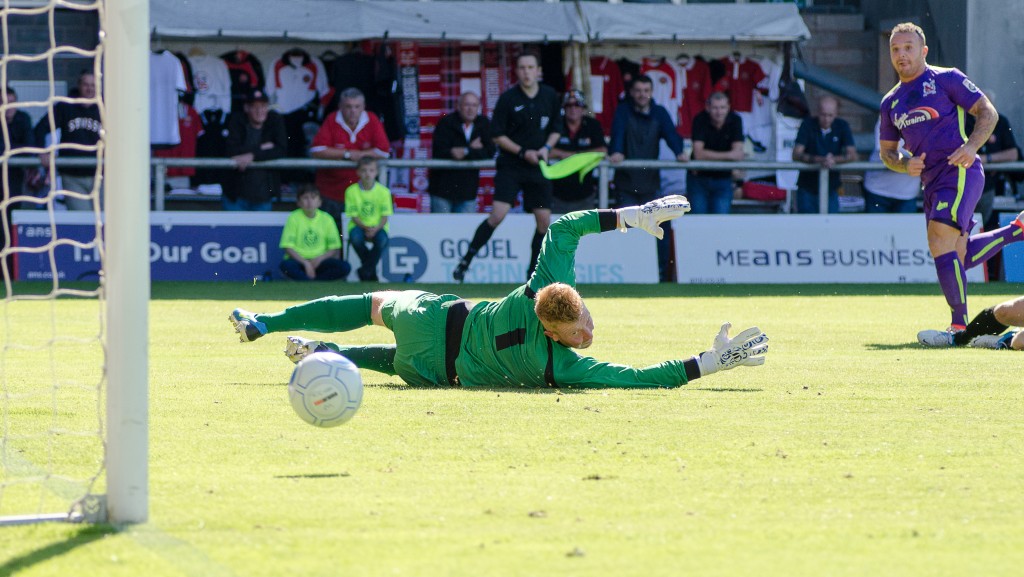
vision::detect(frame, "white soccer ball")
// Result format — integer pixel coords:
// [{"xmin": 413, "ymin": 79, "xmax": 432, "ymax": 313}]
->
[{"xmin": 287, "ymin": 352, "xmax": 363, "ymax": 428}]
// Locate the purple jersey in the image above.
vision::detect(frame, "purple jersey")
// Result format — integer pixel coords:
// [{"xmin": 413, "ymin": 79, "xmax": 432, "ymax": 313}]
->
[{"xmin": 879, "ymin": 65, "xmax": 984, "ymax": 189}]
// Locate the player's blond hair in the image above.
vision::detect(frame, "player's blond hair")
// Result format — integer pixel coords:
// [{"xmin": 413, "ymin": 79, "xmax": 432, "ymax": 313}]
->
[
  {"xmin": 890, "ymin": 22, "xmax": 926, "ymax": 45},
  {"xmin": 534, "ymin": 283, "xmax": 584, "ymax": 326}
]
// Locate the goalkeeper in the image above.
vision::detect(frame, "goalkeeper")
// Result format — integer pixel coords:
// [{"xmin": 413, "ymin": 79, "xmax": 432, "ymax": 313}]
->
[{"xmin": 229, "ymin": 197, "xmax": 769, "ymax": 388}]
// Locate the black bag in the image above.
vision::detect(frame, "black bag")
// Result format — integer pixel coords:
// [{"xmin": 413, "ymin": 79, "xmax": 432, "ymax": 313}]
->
[
  {"xmin": 778, "ymin": 80, "xmax": 809, "ymax": 119},
  {"xmin": 777, "ymin": 44, "xmax": 809, "ymax": 119}
]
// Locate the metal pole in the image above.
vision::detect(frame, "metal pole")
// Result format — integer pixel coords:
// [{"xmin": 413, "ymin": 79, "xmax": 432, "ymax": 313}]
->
[
  {"xmin": 818, "ymin": 167, "xmax": 829, "ymax": 214},
  {"xmin": 598, "ymin": 162, "xmax": 609, "ymax": 209},
  {"xmin": 104, "ymin": 0, "xmax": 149, "ymax": 524},
  {"xmin": 154, "ymin": 162, "xmax": 166, "ymax": 211}
]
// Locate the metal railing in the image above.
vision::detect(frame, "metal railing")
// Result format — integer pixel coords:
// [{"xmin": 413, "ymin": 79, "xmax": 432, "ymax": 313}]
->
[{"xmin": 9, "ymin": 156, "xmax": 1024, "ymax": 213}]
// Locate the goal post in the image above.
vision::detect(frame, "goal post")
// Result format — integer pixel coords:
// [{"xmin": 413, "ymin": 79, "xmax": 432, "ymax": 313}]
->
[
  {"xmin": 0, "ymin": 0, "xmax": 149, "ymax": 526},
  {"xmin": 103, "ymin": 0, "xmax": 149, "ymax": 525}
]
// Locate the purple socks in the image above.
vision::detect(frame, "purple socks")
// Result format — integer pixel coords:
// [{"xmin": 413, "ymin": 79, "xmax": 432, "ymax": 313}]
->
[
  {"xmin": 934, "ymin": 251, "xmax": 968, "ymax": 328},
  {"xmin": 964, "ymin": 223, "xmax": 1024, "ymax": 269}
]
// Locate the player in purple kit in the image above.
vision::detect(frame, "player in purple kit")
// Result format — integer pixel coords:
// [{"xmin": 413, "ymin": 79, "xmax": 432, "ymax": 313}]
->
[{"xmin": 878, "ymin": 22, "xmax": 1024, "ymax": 346}]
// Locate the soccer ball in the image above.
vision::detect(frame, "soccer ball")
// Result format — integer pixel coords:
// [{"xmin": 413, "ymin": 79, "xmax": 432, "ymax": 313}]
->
[{"xmin": 287, "ymin": 352, "xmax": 363, "ymax": 428}]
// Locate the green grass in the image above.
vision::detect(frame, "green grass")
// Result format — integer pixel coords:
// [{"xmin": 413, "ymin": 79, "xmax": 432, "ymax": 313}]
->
[{"xmin": 2, "ymin": 281, "xmax": 1024, "ymax": 577}]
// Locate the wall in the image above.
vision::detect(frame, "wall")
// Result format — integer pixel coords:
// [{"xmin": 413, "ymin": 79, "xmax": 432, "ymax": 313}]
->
[
  {"xmin": 5, "ymin": 9, "xmax": 100, "ymax": 87},
  {"xmin": 799, "ymin": 12, "xmax": 875, "ymax": 135},
  {"xmin": 966, "ymin": 0, "xmax": 1024, "ymax": 139}
]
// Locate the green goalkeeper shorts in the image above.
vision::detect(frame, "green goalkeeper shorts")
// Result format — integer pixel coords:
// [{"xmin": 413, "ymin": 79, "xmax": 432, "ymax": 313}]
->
[{"xmin": 379, "ymin": 290, "xmax": 461, "ymax": 387}]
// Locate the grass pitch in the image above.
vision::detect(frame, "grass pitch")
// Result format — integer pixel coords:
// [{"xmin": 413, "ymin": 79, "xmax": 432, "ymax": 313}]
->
[{"xmin": 2, "ymin": 281, "xmax": 1023, "ymax": 577}]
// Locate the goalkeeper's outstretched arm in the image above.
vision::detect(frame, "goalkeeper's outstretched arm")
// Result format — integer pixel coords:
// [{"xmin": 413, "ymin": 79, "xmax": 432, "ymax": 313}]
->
[{"xmin": 551, "ymin": 323, "xmax": 769, "ymax": 389}]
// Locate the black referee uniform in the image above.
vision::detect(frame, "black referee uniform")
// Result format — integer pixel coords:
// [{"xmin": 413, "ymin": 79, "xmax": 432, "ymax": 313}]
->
[{"xmin": 453, "ymin": 82, "xmax": 562, "ymax": 282}]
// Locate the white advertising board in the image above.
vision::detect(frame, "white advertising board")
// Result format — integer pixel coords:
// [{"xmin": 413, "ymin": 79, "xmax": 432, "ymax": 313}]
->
[
  {"xmin": 673, "ymin": 214, "xmax": 986, "ymax": 284},
  {"xmin": 12, "ymin": 211, "xmax": 660, "ymax": 283},
  {"xmin": 373, "ymin": 214, "xmax": 660, "ymax": 283}
]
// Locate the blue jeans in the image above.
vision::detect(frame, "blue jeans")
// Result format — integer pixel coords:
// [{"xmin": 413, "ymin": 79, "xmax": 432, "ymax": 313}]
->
[
  {"xmin": 430, "ymin": 196, "xmax": 477, "ymax": 213},
  {"xmin": 222, "ymin": 196, "xmax": 272, "ymax": 212},
  {"xmin": 615, "ymin": 189, "xmax": 674, "ymax": 283},
  {"xmin": 685, "ymin": 174, "xmax": 734, "ymax": 214},
  {"xmin": 279, "ymin": 257, "xmax": 351, "ymax": 281},
  {"xmin": 796, "ymin": 187, "xmax": 839, "ymax": 214},
  {"xmin": 349, "ymin": 227, "xmax": 389, "ymax": 280},
  {"xmin": 863, "ymin": 190, "xmax": 917, "ymax": 214}
]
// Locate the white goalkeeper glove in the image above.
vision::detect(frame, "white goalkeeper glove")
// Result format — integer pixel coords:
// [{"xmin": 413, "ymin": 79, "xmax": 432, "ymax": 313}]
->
[
  {"xmin": 696, "ymin": 322, "xmax": 769, "ymax": 377},
  {"xmin": 617, "ymin": 195, "xmax": 691, "ymax": 240}
]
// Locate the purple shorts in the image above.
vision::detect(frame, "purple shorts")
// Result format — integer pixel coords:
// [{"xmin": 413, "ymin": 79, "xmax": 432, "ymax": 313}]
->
[{"xmin": 922, "ymin": 162, "xmax": 984, "ymax": 234}]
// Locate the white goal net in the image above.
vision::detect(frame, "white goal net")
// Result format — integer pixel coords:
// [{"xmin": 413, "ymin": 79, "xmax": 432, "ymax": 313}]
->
[{"xmin": 1, "ymin": 0, "xmax": 149, "ymax": 525}]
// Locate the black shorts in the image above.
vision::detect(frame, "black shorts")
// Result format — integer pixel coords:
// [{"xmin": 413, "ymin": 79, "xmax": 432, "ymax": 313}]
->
[{"xmin": 493, "ymin": 165, "xmax": 552, "ymax": 212}]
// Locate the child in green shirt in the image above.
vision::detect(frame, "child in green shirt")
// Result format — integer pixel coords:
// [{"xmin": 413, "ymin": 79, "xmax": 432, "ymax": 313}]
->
[
  {"xmin": 279, "ymin": 185, "xmax": 351, "ymax": 281},
  {"xmin": 344, "ymin": 157, "xmax": 394, "ymax": 282}
]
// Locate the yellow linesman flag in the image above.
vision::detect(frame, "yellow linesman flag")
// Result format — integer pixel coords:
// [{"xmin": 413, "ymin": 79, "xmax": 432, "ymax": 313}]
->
[{"xmin": 538, "ymin": 151, "xmax": 606, "ymax": 183}]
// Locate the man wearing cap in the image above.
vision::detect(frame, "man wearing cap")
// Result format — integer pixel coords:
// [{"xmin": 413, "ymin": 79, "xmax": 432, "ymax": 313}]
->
[
  {"xmin": 549, "ymin": 90, "xmax": 607, "ymax": 214},
  {"xmin": 223, "ymin": 87, "xmax": 288, "ymax": 211}
]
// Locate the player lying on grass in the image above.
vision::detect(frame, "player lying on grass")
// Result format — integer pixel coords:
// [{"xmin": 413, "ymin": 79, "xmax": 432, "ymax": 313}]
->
[
  {"xmin": 229, "ymin": 199, "xmax": 769, "ymax": 389},
  {"xmin": 919, "ymin": 295, "xmax": 1024, "ymax": 350}
]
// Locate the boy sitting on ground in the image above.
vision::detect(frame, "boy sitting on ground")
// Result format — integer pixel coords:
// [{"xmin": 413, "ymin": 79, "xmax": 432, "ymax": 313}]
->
[{"xmin": 279, "ymin": 185, "xmax": 351, "ymax": 281}]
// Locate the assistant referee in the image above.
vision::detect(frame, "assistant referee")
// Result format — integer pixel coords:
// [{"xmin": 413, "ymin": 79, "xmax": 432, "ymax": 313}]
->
[{"xmin": 452, "ymin": 52, "xmax": 563, "ymax": 282}]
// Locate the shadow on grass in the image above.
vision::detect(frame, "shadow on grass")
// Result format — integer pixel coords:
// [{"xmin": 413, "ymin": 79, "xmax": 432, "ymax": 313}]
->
[
  {"xmin": 274, "ymin": 473, "xmax": 350, "ymax": 479},
  {"xmin": 0, "ymin": 524, "xmax": 116, "ymax": 575},
  {"xmin": 693, "ymin": 387, "xmax": 764, "ymax": 393},
  {"xmin": 864, "ymin": 342, "xmax": 926, "ymax": 350}
]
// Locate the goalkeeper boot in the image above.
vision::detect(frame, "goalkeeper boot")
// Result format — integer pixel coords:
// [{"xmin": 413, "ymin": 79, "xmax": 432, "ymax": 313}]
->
[
  {"xmin": 284, "ymin": 336, "xmax": 328, "ymax": 364},
  {"xmin": 229, "ymin": 308, "xmax": 267, "ymax": 343},
  {"xmin": 970, "ymin": 331, "xmax": 1018, "ymax": 350},
  {"xmin": 916, "ymin": 327, "xmax": 962, "ymax": 348}
]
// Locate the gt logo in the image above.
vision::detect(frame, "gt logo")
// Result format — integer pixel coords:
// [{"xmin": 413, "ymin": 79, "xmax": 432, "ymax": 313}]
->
[
  {"xmin": 382, "ymin": 237, "xmax": 429, "ymax": 282},
  {"xmin": 388, "ymin": 246, "xmax": 420, "ymax": 275}
]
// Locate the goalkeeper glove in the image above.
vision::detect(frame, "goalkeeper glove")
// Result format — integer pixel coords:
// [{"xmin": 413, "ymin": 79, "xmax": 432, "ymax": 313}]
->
[
  {"xmin": 617, "ymin": 195, "xmax": 691, "ymax": 239},
  {"xmin": 696, "ymin": 322, "xmax": 769, "ymax": 377}
]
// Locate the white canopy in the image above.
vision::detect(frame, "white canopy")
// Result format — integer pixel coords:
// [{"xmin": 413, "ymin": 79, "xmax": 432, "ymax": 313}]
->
[
  {"xmin": 150, "ymin": 0, "xmax": 586, "ymax": 43},
  {"xmin": 150, "ymin": 1, "xmax": 810, "ymax": 44},
  {"xmin": 581, "ymin": 3, "xmax": 810, "ymax": 43}
]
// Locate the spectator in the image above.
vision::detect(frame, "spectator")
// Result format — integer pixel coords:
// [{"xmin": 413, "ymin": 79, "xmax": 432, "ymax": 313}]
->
[
  {"xmin": 345, "ymin": 157, "xmax": 393, "ymax": 282},
  {"xmin": 223, "ymin": 88, "xmax": 287, "ymax": 211},
  {"xmin": 609, "ymin": 75, "xmax": 686, "ymax": 282},
  {"xmin": 34, "ymin": 71, "xmax": 102, "ymax": 211},
  {"xmin": 429, "ymin": 91, "xmax": 494, "ymax": 213},
  {"xmin": 310, "ymin": 87, "xmax": 390, "ymax": 227},
  {"xmin": 279, "ymin": 185, "xmax": 350, "ymax": 281},
  {"xmin": 965, "ymin": 90, "xmax": 1020, "ymax": 230},
  {"xmin": 549, "ymin": 89, "xmax": 607, "ymax": 214},
  {"xmin": 451, "ymin": 53, "xmax": 562, "ymax": 282},
  {"xmin": 3, "ymin": 86, "xmax": 32, "ymax": 202},
  {"xmin": 792, "ymin": 95, "xmax": 857, "ymax": 214},
  {"xmin": 688, "ymin": 91, "xmax": 745, "ymax": 215},
  {"xmin": 863, "ymin": 118, "xmax": 920, "ymax": 213},
  {"xmin": 3, "ymin": 85, "xmax": 32, "ymax": 273}
]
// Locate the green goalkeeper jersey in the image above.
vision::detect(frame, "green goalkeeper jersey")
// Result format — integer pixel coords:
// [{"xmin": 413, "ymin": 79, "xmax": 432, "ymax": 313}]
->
[{"xmin": 454, "ymin": 210, "xmax": 690, "ymax": 389}]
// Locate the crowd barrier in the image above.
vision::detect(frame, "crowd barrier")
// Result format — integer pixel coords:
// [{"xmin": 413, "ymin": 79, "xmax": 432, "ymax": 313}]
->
[{"xmin": 8, "ymin": 156, "xmax": 1024, "ymax": 213}]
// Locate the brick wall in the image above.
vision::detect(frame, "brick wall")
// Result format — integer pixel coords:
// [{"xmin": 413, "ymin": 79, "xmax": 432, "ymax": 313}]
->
[
  {"xmin": 800, "ymin": 12, "xmax": 877, "ymax": 139},
  {"xmin": 5, "ymin": 9, "xmax": 101, "ymax": 89}
]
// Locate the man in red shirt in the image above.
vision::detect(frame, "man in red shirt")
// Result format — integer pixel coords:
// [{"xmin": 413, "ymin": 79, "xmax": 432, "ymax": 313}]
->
[{"xmin": 310, "ymin": 87, "xmax": 390, "ymax": 225}]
